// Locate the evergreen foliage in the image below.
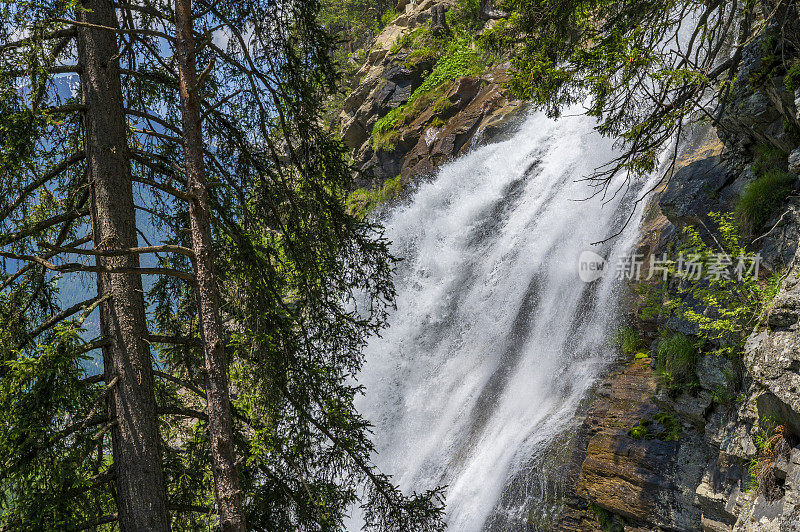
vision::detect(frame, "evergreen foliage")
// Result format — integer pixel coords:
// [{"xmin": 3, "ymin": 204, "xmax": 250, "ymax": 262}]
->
[
  {"xmin": 0, "ymin": 0, "xmax": 446, "ymax": 529},
  {"xmin": 492, "ymin": 0, "xmax": 799, "ymax": 193}
]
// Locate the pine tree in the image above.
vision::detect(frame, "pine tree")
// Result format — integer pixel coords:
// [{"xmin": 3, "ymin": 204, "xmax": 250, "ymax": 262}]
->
[
  {"xmin": 2, "ymin": 0, "xmax": 446, "ymax": 529},
  {"xmin": 1, "ymin": 1, "xmax": 172, "ymax": 529}
]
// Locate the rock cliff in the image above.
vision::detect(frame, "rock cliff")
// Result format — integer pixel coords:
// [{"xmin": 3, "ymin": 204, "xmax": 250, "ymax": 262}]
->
[
  {"xmin": 560, "ymin": 19, "xmax": 800, "ymax": 531},
  {"xmin": 336, "ymin": 0, "xmax": 525, "ymax": 190}
]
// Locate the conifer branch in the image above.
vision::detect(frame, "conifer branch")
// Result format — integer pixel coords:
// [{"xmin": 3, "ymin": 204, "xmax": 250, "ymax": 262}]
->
[{"xmin": 55, "ymin": 18, "xmax": 175, "ymax": 42}]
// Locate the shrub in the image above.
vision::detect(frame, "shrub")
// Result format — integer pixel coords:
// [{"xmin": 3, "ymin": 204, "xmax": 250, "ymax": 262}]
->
[
  {"xmin": 736, "ymin": 168, "xmax": 796, "ymax": 234},
  {"xmin": 446, "ymin": 0, "xmax": 484, "ymax": 34},
  {"xmin": 345, "ymin": 174, "xmax": 404, "ymax": 218},
  {"xmin": 749, "ymin": 421, "xmax": 792, "ymax": 500},
  {"xmin": 669, "ymin": 213, "xmax": 780, "ymax": 359}
]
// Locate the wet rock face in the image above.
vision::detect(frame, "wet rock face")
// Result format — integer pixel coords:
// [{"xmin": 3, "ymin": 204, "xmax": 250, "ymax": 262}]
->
[
  {"xmin": 566, "ymin": 357, "xmax": 710, "ymax": 530},
  {"xmin": 660, "ymin": 156, "xmax": 736, "ymax": 226}
]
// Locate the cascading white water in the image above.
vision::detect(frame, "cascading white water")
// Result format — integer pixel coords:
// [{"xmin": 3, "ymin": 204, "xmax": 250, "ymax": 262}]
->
[{"xmin": 355, "ymin": 109, "xmax": 657, "ymax": 530}]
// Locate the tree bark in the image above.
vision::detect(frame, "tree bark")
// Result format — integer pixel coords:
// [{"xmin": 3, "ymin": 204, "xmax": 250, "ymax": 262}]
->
[
  {"xmin": 75, "ymin": 1, "xmax": 171, "ymax": 529},
  {"xmin": 174, "ymin": 0, "xmax": 246, "ymax": 529}
]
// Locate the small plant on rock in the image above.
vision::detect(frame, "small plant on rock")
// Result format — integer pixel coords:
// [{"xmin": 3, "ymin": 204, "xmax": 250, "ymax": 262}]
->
[
  {"xmin": 736, "ymin": 168, "xmax": 796, "ymax": 235},
  {"xmin": 749, "ymin": 420, "xmax": 793, "ymax": 501},
  {"xmin": 656, "ymin": 331, "xmax": 697, "ymax": 392}
]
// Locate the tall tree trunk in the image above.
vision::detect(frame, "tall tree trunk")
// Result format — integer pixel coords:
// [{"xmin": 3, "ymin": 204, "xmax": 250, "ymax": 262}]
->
[
  {"xmin": 76, "ymin": 1, "xmax": 171, "ymax": 529},
  {"xmin": 174, "ymin": 0, "xmax": 246, "ymax": 529}
]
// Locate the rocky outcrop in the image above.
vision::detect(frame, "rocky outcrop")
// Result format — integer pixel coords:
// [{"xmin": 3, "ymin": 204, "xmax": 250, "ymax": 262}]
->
[
  {"xmin": 563, "ymin": 46, "xmax": 800, "ymax": 527},
  {"xmin": 337, "ymin": 0, "xmax": 524, "ymax": 187}
]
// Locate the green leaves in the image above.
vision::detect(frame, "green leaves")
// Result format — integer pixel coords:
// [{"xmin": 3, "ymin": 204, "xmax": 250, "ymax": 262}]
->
[{"xmin": 494, "ymin": 0, "xmax": 744, "ymax": 188}]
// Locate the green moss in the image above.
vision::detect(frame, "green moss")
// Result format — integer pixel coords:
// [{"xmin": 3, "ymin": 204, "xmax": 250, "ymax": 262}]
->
[
  {"xmin": 634, "ymin": 351, "xmax": 649, "ymax": 360},
  {"xmin": 380, "ymin": 8, "xmax": 397, "ymax": 27},
  {"xmin": 736, "ymin": 168, "xmax": 796, "ymax": 233},
  {"xmin": 653, "ymin": 412, "xmax": 681, "ymax": 441},
  {"xmin": 345, "ymin": 174, "xmax": 404, "ymax": 218},
  {"xmin": 413, "ymin": 41, "xmax": 484, "ymax": 96},
  {"xmin": 588, "ymin": 502, "xmax": 624, "ymax": 532},
  {"xmin": 432, "ymin": 95, "xmax": 453, "ymax": 114},
  {"xmin": 628, "ymin": 419, "xmax": 652, "ymax": 439},
  {"xmin": 628, "ymin": 412, "xmax": 681, "ymax": 441}
]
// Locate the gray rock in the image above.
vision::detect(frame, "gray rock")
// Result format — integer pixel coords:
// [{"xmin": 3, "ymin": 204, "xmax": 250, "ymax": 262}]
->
[
  {"xmin": 661, "ymin": 156, "xmax": 734, "ymax": 226},
  {"xmin": 698, "ymin": 354, "xmax": 736, "ymax": 392},
  {"xmin": 789, "ymin": 147, "xmax": 800, "ymax": 175},
  {"xmin": 759, "ymin": 198, "xmax": 800, "ymax": 272},
  {"xmin": 340, "ymin": 113, "xmax": 368, "ymax": 149},
  {"xmin": 696, "ymin": 454, "xmax": 746, "ymax": 530},
  {"xmin": 768, "ymin": 290, "xmax": 800, "ymax": 329},
  {"xmin": 745, "ymin": 325, "xmax": 800, "ymax": 437}
]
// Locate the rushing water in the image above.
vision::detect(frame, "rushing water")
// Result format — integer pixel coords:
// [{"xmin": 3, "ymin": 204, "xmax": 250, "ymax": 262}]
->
[{"xmin": 354, "ymin": 109, "xmax": 658, "ymax": 530}]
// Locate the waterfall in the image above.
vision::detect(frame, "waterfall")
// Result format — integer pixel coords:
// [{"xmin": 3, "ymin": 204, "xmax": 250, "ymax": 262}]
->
[{"xmin": 354, "ymin": 109, "xmax": 657, "ymax": 530}]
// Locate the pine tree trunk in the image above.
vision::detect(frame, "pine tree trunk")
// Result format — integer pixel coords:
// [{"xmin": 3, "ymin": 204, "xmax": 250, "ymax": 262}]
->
[
  {"xmin": 76, "ymin": 1, "xmax": 171, "ymax": 529},
  {"xmin": 174, "ymin": 0, "xmax": 246, "ymax": 529}
]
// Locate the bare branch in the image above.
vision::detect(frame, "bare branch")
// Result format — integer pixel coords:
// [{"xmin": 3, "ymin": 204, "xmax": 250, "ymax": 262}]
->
[
  {"xmin": 147, "ymin": 333, "xmax": 201, "ymax": 346},
  {"xmin": 18, "ymin": 296, "xmax": 103, "ymax": 351},
  {"xmin": 132, "ymin": 127, "xmax": 184, "ymax": 145},
  {"xmin": 0, "ymin": 235, "xmax": 92, "ymax": 292},
  {"xmin": 153, "ymin": 370, "xmax": 206, "ymax": 399},
  {"xmin": 125, "ymin": 108, "xmax": 183, "ymax": 136},
  {"xmin": 0, "ymin": 28, "xmax": 76, "ymax": 52},
  {"xmin": 54, "ymin": 18, "xmax": 175, "ymax": 42},
  {"xmin": 0, "ymin": 250, "xmax": 195, "ymax": 281},
  {"xmin": 132, "ymin": 175, "xmax": 192, "ymax": 202},
  {"xmin": 157, "ymin": 406, "xmax": 208, "ymax": 421},
  {"xmin": 71, "ymin": 513, "xmax": 118, "ymax": 531},
  {"xmin": 200, "ymin": 89, "xmax": 241, "ymax": 122},
  {"xmin": 0, "ymin": 207, "xmax": 90, "ymax": 247},
  {"xmin": 40, "ymin": 242, "xmax": 195, "ymax": 259}
]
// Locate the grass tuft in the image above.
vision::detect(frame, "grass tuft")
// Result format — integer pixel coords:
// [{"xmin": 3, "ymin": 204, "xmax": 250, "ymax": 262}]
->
[
  {"xmin": 736, "ymin": 168, "xmax": 796, "ymax": 234},
  {"xmin": 656, "ymin": 331, "xmax": 697, "ymax": 390}
]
